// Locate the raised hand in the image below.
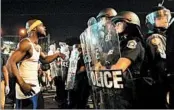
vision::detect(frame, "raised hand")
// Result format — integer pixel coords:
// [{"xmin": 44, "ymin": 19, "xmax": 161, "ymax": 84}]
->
[{"xmin": 58, "ymin": 52, "xmax": 66, "ymax": 60}]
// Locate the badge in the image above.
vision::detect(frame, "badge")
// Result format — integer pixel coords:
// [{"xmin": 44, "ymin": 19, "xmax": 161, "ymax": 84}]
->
[
  {"xmin": 151, "ymin": 37, "xmax": 161, "ymax": 45},
  {"xmin": 108, "ymin": 49, "xmax": 114, "ymax": 55},
  {"xmin": 127, "ymin": 40, "xmax": 137, "ymax": 49}
]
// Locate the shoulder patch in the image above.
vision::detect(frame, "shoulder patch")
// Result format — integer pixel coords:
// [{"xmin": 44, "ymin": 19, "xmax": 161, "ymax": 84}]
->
[
  {"xmin": 127, "ymin": 40, "xmax": 137, "ymax": 49},
  {"xmin": 151, "ymin": 37, "xmax": 161, "ymax": 45}
]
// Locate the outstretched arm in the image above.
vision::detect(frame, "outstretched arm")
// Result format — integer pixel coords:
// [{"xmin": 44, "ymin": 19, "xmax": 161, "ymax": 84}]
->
[{"xmin": 40, "ymin": 51, "xmax": 65, "ymax": 64}]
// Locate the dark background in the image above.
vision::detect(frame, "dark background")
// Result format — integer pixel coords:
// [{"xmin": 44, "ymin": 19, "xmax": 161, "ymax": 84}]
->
[{"xmin": 2, "ymin": 0, "xmax": 174, "ymax": 43}]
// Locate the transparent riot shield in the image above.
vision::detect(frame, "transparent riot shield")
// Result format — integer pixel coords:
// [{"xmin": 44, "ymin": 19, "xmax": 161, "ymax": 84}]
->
[
  {"xmin": 80, "ymin": 28, "xmax": 98, "ymax": 108},
  {"xmin": 59, "ymin": 42, "xmax": 70, "ymax": 81},
  {"xmin": 80, "ymin": 20, "xmax": 127, "ymax": 109},
  {"xmin": 65, "ymin": 45, "xmax": 79, "ymax": 90},
  {"xmin": 48, "ymin": 44, "xmax": 58, "ymax": 78}
]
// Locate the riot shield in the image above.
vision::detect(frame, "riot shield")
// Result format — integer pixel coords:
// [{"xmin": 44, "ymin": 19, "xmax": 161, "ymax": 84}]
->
[
  {"xmin": 80, "ymin": 20, "xmax": 127, "ymax": 109},
  {"xmin": 54, "ymin": 43, "xmax": 70, "ymax": 108},
  {"xmin": 65, "ymin": 45, "xmax": 79, "ymax": 90},
  {"xmin": 59, "ymin": 42, "xmax": 70, "ymax": 81},
  {"xmin": 48, "ymin": 44, "xmax": 58, "ymax": 79}
]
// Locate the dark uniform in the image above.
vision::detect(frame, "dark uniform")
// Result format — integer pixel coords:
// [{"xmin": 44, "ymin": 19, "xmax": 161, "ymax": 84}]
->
[
  {"xmin": 145, "ymin": 31, "xmax": 167, "ymax": 108},
  {"xmin": 122, "ymin": 37, "xmax": 145, "ymax": 109},
  {"xmin": 101, "ymin": 36, "xmax": 145, "ymax": 109},
  {"xmin": 143, "ymin": 6, "xmax": 171, "ymax": 108},
  {"xmin": 102, "ymin": 11, "xmax": 145, "ymax": 109},
  {"xmin": 121, "ymin": 37, "xmax": 145, "ymax": 76},
  {"xmin": 166, "ymin": 17, "xmax": 174, "ymax": 108},
  {"xmin": 54, "ymin": 59, "xmax": 68, "ymax": 108}
]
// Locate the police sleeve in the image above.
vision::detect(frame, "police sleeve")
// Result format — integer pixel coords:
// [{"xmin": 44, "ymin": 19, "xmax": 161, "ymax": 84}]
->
[{"xmin": 121, "ymin": 42, "xmax": 141, "ymax": 62}]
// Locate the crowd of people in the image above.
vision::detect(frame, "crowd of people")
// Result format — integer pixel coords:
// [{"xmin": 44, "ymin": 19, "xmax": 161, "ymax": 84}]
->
[{"xmin": 1, "ymin": 3, "xmax": 174, "ymax": 109}]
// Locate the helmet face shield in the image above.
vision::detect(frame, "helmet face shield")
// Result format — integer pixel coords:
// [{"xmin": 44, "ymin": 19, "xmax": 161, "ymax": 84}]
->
[
  {"xmin": 156, "ymin": 9, "xmax": 171, "ymax": 19},
  {"xmin": 146, "ymin": 8, "xmax": 171, "ymax": 28}
]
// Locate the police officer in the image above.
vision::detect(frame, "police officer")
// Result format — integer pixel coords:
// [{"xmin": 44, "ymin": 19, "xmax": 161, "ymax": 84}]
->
[
  {"xmin": 145, "ymin": 5, "xmax": 171, "ymax": 108},
  {"xmin": 80, "ymin": 8, "xmax": 117, "ymax": 109},
  {"xmin": 166, "ymin": 16, "xmax": 174, "ymax": 108},
  {"xmin": 91, "ymin": 8, "xmax": 118, "ymax": 109},
  {"xmin": 110, "ymin": 11, "xmax": 145, "ymax": 108},
  {"xmin": 96, "ymin": 8, "xmax": 117, "ymax": 21},
  {"xmin": 88, "ymin": 8, "xmax": 117, "ymax": 59},
  {"xmin": 68, "ymin": 44, "xmax": 90, "ymax": 109},
  {"xmin": 55, "ymin": 45, "xmax": 69, "ymax": 108}
]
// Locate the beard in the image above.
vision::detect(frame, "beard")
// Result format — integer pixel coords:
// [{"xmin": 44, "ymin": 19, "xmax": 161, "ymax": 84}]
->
[{"xmin": 37, "ymin": 31, "xmax": 47, "ymax": 39}]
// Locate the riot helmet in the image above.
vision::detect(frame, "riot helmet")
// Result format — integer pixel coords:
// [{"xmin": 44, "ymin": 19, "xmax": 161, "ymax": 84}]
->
[
  {"xmin": 145, "ymin": 5, "xmax": 171, "ymax": 31},
  {"xmin": 96, "ymin": 8, "xmax": 117, "ymax": 21},
  {"xmin": 111, "ymin": 11, "xmax": 144, "ymax": 45},
  {"xmin": 112, "ymin": 11, "xmax": 140, "ymax": 27}
]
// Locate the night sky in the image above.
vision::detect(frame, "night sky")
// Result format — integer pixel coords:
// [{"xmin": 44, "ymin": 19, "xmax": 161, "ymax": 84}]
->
[{"xmin": 2, "ymin": 0, "xmax": 174, "ymax": 43}]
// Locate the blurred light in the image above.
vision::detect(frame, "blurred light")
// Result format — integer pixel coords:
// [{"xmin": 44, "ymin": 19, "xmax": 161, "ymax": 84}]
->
[
  {"xmin": 19, "ymin": 28, "xmax": 27, "ymax": 40},
  {"xmin": 19, "ymin": 28, "xmax": 26, "ymax": 35},
  {"xmin": 20, "ymin": 29, "xmax": 25, "ymax": 34}
]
